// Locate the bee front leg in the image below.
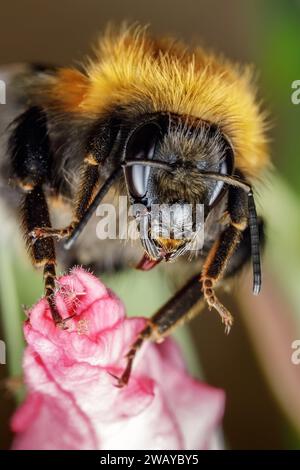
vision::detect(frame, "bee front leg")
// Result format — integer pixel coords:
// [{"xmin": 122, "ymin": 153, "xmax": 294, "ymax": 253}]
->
[
  {"xmin": 30, "ymin": 155, "xmax": 100, "ymax": 242},
  {"xmin": 30, "ymin": 120, "xmax": 120, "ymax": 246},
  {"xmin": 201, "ymin": 184, "xmax": 250, "ymax": 333},
  {"xmin": 201, "ymin": 225, "xmax": 242, "ymax": 334}
]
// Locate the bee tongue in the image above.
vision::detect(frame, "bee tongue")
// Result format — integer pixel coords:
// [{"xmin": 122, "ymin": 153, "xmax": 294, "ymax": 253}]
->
[{"xmin": 136, "ymin": 253, "xmax": 163, "ymax": 271}]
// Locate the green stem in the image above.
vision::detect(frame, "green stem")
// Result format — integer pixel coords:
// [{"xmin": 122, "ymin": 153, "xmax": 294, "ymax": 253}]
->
[{"xmin": 0, "ymin": 241, "xmax": 24, "ymax": 377}]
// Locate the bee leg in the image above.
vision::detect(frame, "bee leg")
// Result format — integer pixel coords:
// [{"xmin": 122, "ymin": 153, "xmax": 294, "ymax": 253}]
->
[
  {"xmin": 116, "ymin": 275, "xmax": 202, "ymax": 387},
  {"xmin": 26, "ymin": 159, "xmax": 101, "ymax": 326},
  {"xmin": 30, "ymin": 225, "xmax": 74, "ymax": 241},
  {"xmin": 22, "ymin": 186, "xmax": 66, "ymax": 326},
  {"xmin": 30, "ymin": 120, "xmax": 120, "ymax": 244},
  {"xmin": 201, "ymin": 183, "xmax": 250, "ymax": 333},
  {"xmin": 30, "ymin": 156, "xmax": 100, "ymax": 242},
  {"xmin": 9, "ymin": 106, "xmax": 65, "ymax": 326},
  {"xmin": 114, "ymin": 324, "xmax": 153, "ymax": 387},
  {"xmin": 200, "ymin": 224, "xmax": 242, "ymax": 334}
]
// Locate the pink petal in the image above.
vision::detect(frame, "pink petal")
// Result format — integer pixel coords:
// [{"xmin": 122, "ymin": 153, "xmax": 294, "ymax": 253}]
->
[{"xmin": 12, "ymin": 268, "xmax": 225, "ymax": 450}]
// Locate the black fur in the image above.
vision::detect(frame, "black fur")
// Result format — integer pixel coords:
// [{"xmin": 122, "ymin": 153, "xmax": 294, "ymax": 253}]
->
[{"xmin": 9, "ymin": 106, "xmax": 51, "ymax": 187}]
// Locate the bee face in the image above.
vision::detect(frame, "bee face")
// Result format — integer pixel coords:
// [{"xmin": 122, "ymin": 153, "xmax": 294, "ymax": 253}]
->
[{"xmin": 123, "ymin": 114, "xmax": 234, "ymax": 265}]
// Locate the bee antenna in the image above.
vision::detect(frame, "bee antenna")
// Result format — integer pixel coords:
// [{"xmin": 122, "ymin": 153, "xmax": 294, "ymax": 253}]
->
[
  {"xmin": 64, "ymin": 167, "xmax": 123, "ymax": 250},
  {"xmin": 247, "ymin": 189, "xmax": 262, "ymax": 295},
  {"xmin": 198, "ymin": 171, "xmax": 261, "ymax": 295},
  {"xmin": 122, "ymin": 160, "xmax": 173, "ymax": 172}
]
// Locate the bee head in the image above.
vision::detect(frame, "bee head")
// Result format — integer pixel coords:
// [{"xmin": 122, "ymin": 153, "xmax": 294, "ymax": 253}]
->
[{"xmin": 123, "ymin": 114, "xmax": 234, "ymax": 268}]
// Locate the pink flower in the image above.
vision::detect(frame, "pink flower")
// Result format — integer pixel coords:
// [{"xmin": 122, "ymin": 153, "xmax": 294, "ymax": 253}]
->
[{"xmin": 11, "ymin": 268, "xmax": 225, "ymax": 450}]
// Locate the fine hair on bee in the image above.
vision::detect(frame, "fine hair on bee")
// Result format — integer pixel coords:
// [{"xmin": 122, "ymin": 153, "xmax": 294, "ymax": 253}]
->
[{"xmin": 3, "ymin": 23, "xmax": 269, "ymax": 386}]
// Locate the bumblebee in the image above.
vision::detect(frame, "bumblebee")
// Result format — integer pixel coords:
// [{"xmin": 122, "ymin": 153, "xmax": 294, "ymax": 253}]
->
[{"xmin": 2, "ymin": 25, "xmax": 268, "ymax": 386}]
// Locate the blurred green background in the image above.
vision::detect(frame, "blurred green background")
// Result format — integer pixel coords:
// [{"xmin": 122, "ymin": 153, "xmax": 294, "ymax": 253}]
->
[{"xmin": 1, "ymin": 0, "xmax": 300, "ymax": 450}]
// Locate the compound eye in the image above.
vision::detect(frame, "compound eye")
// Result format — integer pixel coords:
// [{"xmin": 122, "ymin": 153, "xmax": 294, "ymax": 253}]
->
[
  {"xmin": 124, "ymin": 123, "xmax": 159, "ymax": 200},
  {"xmin": 208, "ymin": 160, "xmax": 227, "ymax": 206},
  {"xmin": 208, "ymin": 142, "xmax": 234, "ymax": 207}
]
